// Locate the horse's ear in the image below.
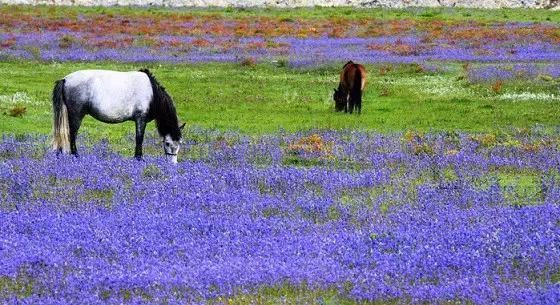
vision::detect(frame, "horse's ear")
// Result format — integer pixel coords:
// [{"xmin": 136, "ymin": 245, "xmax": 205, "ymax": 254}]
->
[{"xmin": 179, "ymin": 122, "xmax": 186, "ymax": 130}]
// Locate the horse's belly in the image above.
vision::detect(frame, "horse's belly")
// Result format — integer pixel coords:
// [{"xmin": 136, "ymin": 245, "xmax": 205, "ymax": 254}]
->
[
  {"xmin": 88, "ymin": 105, "xmax": 136, "ymax": 123},
  {"xmin": 88, "ymin": 88, "xmax": 150, "ymax": 123}
]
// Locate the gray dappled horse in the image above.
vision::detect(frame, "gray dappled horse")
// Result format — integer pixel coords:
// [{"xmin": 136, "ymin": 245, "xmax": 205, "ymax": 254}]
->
[{"xmin": 52, "ymin": 69, "xmax": 185, "ymax": 163}]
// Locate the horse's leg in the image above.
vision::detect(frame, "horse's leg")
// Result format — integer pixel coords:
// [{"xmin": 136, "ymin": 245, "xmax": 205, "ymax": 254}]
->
[
  {"xmin": 69, "ymin": 115, "xmax": 84, "ymax": 156},
  {"xmin": 350, "ymin": 90, "xmax": 362, "ymax": 114},
  {"xmin": 348, "ymin": 93, "xmax": 354, "ymax": 114},
  {"xmin": 134, "ymin": 117, "xmax": 147, "ymax": 160},
  {"xmin": 358, "ymin": 91, "xmax": 362, "ymax": 114}
]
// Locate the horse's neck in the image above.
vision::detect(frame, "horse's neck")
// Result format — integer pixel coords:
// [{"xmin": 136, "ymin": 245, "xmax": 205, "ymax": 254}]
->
[
  {"xmin": 151, "ymin": 105, "xmax": 174, "ymax": 127},
  {"xmin": 151, "ymin": 95, "xmax": 180, "ymax": 139},
  {"xmin": 147, "ymin": 106, "xmax": 157, "ymax": 122},
  {"xmin": 337, "ymin": 82, "xmax": 345, "ymax": 92}
]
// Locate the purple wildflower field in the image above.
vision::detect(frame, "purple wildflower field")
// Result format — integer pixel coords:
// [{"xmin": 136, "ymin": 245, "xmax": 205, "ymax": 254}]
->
[
  {"xmin": 1, "ymin": 129, "xmax": 560, "ymax": 304},
  {"xmin": 1, "ymin": 9, "xmax": 560, "ymax": 66}
]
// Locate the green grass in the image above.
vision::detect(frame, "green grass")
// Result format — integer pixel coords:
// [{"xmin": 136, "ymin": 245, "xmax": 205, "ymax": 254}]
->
[
  {"xmin": 208, "ymin": 286, "xmax": 392, "ymax": 305},
  {"xmin": 1, "ymin": 61, "xmax": 559, "ymax": 141},
  {"xmin": 1, "ymin": 273, "xmax": 389, "ymax": 305},
  {"xmin": 2, "ymin": 4, "xmax": 560, "ymax": 23},
  {"xmin": 0, "ymin": 274, "xmax": 34, "ymax": 299}
]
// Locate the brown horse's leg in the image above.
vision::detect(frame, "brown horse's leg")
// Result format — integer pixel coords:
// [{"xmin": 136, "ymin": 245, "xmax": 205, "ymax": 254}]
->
[
  {"xmin": 358, "ymin": 92, "xmax": 362, "ymax": 114},
  {"xmin": 350, "ymin": 67, "xmax": 363, "ymax": 114},
  {"xmin": 347, "ymin": 93, "xmax": 354, "ymax": 114},
  {"xmin": 351, "ymin": 90, "xmax": 362, "ymax": 114}
]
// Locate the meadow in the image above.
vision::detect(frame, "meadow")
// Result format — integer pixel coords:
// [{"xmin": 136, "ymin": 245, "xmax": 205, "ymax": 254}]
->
[{"xmin": 1, "ymin": 5, "xmax": 560, "ymax": 304}]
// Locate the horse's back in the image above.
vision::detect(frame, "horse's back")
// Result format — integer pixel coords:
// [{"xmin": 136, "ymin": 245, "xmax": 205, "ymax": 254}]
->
[
  {"xmin": 62, "ymin": 70, "xmax": 153, "ymax": 123},
  {"xmin": 64, "ymin": 70, "xmax": 151, "ymax": 95}
]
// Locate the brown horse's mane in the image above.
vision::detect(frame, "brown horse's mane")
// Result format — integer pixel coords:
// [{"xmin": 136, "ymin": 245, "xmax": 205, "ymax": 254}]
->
[{"xmin": 342, "ymin": 60, "xmax": 354, "ymax": 69}]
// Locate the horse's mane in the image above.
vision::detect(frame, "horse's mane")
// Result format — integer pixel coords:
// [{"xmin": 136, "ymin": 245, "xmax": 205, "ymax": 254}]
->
[
  {"xmin": 343, "ymin": 60, "xmax": 354, "ymax": 69},
  {"xmin": 140, "ymin": 69, "xmax": 181, "ymax": 140}
]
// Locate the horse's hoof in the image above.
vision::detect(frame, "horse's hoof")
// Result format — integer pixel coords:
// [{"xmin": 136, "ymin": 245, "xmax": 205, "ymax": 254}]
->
[{"xmin": 135, "ymin": 156, "xmax": 143, "ymax": 161}]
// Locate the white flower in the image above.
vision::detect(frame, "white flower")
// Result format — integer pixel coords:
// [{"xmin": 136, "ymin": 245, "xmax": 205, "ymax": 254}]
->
[
  {"xmin": 498, "ymin": 92, "xmax": 560, "ymax": 101},
  {"xmin": 0, "ymin": 92, "xmax": 42, "ymax": 106}
]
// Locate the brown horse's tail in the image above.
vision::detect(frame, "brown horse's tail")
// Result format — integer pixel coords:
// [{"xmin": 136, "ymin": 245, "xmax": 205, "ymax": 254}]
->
[
  {"xmin": 350, "ymin": 66, "xmax": 363, "ymax": 113},
  {"xmin": 52, "ymin": 79, "xmax": 70, "ymax": 153}
]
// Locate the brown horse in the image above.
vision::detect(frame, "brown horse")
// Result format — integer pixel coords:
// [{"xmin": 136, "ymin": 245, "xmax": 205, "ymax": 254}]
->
[{"xmin": 333, "ymin": 61, "xmax": 367, "ymax": 114}]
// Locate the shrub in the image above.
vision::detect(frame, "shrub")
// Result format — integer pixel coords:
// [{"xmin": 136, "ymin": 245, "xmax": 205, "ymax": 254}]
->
[{"xmin": 7, "ymin": 105, "xmax": 26, "ymax": 117}]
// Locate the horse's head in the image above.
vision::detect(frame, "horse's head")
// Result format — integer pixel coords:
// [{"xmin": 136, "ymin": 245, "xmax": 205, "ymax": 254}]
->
[
  {"xmin": 333, "ymin": 88, "xmax": 346, "ymax": 112},
  {"xmin": 163, "ymin": 123, "xmax": 186, "ymax": 164}
]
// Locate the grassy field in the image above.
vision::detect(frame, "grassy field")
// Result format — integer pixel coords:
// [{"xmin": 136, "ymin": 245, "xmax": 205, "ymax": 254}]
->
[
  {"xmin": 1, "ymin": 61, "xmax": 559, "ymax": 141},
  {"xmin": 1, "ymin": 5, "xmax": 559, "ymax": 141}
]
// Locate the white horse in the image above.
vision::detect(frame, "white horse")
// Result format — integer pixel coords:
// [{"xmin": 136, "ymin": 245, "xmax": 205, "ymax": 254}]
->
[{"xmin": 52, "ymin": 69, "xmax": 185, "ymax": 163}]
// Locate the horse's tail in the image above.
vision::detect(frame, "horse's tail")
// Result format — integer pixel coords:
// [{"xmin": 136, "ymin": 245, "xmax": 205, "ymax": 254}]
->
[
  {"xmin": 52, "ymin": 79, "xmax": 70, "ymax": 153},
  {"xmin": 350, "ymin": 66, "xmax": 363, "ymax": 113}
]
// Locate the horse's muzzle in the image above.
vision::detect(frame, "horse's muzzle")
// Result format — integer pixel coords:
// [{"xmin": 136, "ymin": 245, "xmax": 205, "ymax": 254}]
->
[{"xmin": 165, "ymin": 152, "xmax": 178, "ymax": 164}]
